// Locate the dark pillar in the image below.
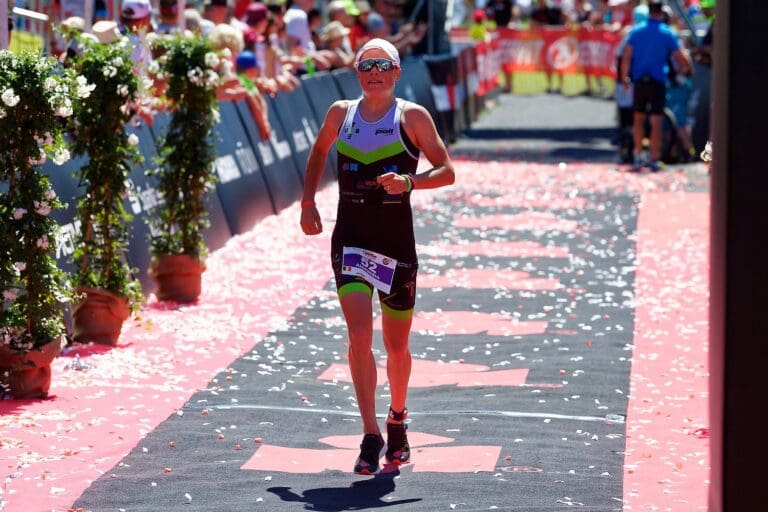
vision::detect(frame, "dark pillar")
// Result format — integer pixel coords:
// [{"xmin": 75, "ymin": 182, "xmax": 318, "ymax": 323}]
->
[{"xmin": 710, "ymin": 1, "xmax": 768, "ymax": 511}]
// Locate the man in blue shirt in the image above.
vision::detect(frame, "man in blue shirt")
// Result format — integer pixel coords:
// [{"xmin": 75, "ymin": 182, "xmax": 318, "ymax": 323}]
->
[{"xmin": 620, "ymin": 0, "xmax": 690, "ymax": 171}]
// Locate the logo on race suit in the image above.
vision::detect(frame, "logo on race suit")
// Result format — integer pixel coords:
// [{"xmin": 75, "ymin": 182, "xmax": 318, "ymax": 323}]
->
[
  {"xmin": 546, "ymin": 36, "xmax": 579, "ymax": 70},
  {"xmin": 342, "ymin": 162, "xmax": 359, "ymax": 172},
  {"xmin": 374, "ymin": 128, "xmax": 394, "ymax": 135},
  {"xmin": 344, "ymin": 122, "xmax": 359, "ymax": 140},
  {"xmin": 382, "ymin": 164, "xmax": 398, "ymax": 174}
]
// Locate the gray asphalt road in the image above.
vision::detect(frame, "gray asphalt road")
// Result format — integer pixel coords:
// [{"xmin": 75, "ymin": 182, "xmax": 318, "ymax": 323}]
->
[{"xmin": 451, "ymin": 93, "xmax": 619, "ymax": 163}]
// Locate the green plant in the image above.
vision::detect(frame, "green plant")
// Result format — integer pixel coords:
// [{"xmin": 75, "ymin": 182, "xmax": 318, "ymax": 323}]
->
[
  {"xmin": 148, "ymin": 35, "xmax": 224, "ymax": 259},
  {"xmin": 0, "ymin": 49, "xmax": 84, "ymax": 353},
  {"xmin": 67, "ymin": 36, "xmax": 148, "ymax": 312}
]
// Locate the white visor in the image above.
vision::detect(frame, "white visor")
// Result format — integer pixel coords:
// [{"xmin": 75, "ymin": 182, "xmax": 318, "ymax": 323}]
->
[{"xmin": 354, "ymin": 38, "xmax": 400, "ymax": 68}]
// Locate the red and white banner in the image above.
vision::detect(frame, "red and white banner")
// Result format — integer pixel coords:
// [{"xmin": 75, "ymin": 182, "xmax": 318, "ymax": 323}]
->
[{"xmin": 452, "ymin": 27, "xmax": 623, "ymax": 79}]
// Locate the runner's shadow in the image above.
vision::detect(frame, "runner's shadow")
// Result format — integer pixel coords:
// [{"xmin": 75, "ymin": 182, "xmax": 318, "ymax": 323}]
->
[{"xmin": 267, "ymin": 469, "xmax": 421, "ymax": 511}]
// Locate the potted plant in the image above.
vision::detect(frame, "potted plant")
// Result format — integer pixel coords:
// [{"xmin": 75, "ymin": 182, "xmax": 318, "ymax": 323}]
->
[
  {"xmin": 0, "ymin": 49, "xmax": 85, "ymax": 398},
  {"xmin": 147, "ymin": 35, "xmax": 224, "ymax": 302},
  {"xmin": 66, "ymin": 33, "xmax": 148, "ymax": 345}
]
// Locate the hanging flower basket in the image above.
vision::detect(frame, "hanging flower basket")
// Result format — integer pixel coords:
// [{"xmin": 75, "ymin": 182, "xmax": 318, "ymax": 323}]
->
[
  {"xmin": 0, "ymin": 337, "xmax": 65, "ymax": 399},
  {"xmin": 149, "ymin": 254, "xmax": 206, "ymax": 303},
  {"xmin": 1, "ymin": 49, "xmax": 83, "ymax": 398},
  {"xmin": 147, "ymin": 35, "xmax": 226, "ymax": 301},
  {"xmin": 72, "ymin": 287, "xmax": 131, "ymax": 345},
  {"xmin": 66, "ymin": 33, "xmax": 150, "ymax": 345}
]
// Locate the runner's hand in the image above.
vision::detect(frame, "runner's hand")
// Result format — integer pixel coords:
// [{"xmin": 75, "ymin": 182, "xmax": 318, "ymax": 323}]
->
[
  {"xmin": 377, "ymin": 172, "xmax": 408, "ymax": 194},
  {"xmin": 300, "ymin": 204, "xmax": 322, "ymax": 235}
]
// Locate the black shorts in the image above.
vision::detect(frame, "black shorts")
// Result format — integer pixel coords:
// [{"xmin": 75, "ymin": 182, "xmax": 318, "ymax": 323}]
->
[
  {"xmin": 332, "ymin": 250, "xmax": 418, "ymax": 315},
  {"xmin": 632, "ymin": 77, "xmax": 666, "ymax": 115}
]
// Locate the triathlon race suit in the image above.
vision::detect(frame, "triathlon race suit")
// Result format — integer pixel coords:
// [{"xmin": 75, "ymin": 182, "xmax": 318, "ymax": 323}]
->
[{"xmin": 331, "ymin": 98, "xmax": 420, "ymax": 316}]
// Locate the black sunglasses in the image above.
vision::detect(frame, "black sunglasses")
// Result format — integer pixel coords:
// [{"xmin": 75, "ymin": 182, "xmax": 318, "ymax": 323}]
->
[{"xmin": 357, "ymin": 58, "xmax": 396, "ymax": 72}]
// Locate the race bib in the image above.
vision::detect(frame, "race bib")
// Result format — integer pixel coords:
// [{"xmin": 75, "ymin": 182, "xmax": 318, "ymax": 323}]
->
[{"xmin": 341, "ymin": 247, "xmax": 398, "ymax": 293}]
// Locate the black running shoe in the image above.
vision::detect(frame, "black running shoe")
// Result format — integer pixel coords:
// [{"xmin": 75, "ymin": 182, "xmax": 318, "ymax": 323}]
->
[
  {"xmin": 353, "ymin": 433, "xmax": 385, "ymax": 475},
  {"xmin": 385, "ymin": 407, "xmax": 411, "ymax": 464}
]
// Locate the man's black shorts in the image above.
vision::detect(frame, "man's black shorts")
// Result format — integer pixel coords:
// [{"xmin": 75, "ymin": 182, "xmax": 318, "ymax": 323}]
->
[{"xmin": 632, "ymin": 77, "xmax": 666, "ymax": 115}]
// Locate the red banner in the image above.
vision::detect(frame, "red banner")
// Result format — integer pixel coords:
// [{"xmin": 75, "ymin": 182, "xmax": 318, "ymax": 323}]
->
[{"xmin": 451, "ymin": 27, "xmax": 623, "ymax": 79}]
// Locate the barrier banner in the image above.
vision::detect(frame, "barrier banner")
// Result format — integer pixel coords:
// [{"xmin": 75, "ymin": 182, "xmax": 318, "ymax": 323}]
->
[
  {"xmin": 300, "ymin": 72, "xmax": 341, "ymax": 184},
  {"xmin": 423, "ymin": 54, "xmax": 462, "ymax": 142},
  {"xmin": 134, "ymin": 116, "xmax": 233, "ymax": 290},
  {"xmin": 268, "ymin": 87, "xmax": 320, "ymax": 182},
  {"xmin": 451, "ymin": 27, "xmax": 622, "ymax": 79},
  {"xmin": 396, "ymin": 57, "xmax": 443, "ymax": 140},
  {"xmin": 459, "ymin": 45, "xmax": 479, "ymax": 124},
  {"xmin": 489, "ymin": 37, "xmax": 502, "ymax": 91},
  {"xmin": 474, "ymin": 40, "xmax": 489, "ymax": 98},
  {"xmin": 207, "ymin": 100, "xmax": 276, "ymax": 235},
  {"xmin": 43, "ymin": 154, "xmax": 87, "ymax": 276},
  {"xmin": 331, "ymin": 67, "xmax": 362, "ymax": 100},
  {"xmin": 235, "ymin": 98, "xmax": 303, "ymax": 214}
]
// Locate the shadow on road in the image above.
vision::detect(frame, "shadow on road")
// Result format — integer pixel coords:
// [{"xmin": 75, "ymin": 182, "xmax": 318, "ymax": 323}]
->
[{"xmin": 267, "ymin": 468, "xmax": 422, "ymax": 511}]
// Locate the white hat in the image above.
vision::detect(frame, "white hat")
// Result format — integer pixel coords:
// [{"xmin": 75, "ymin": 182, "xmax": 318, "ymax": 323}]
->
[
  {"xmin": 61, "ymin": 16, "xmax": 86, "ymax": 32},
  {"xmin": 355, "ymin": 37, "xmax": 400, "ymax": 67},
  {"xmin": 121, "ymin": 0, "xmax": 151, "ymax": 20},
  {"xmin": 91, "ymin": 20, "xmax": 121, "ymax": 44},
  {"xmin": 322, "ymin": 20, "xmax": 350, "ymax": 41}
]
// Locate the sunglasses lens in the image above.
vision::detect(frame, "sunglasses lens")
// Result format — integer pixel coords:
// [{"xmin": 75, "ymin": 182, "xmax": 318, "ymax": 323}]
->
[{"xmin": 358, "ymin": 59, "xmax": 393, "ymax": 72}]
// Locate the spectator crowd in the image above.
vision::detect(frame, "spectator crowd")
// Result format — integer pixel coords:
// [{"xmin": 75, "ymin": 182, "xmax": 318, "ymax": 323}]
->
[{"xmin": 40, "ymin": 0, "xmax": 432, "ymax": 138}]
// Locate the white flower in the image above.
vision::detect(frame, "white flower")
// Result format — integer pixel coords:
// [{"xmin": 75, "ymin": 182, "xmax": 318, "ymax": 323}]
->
[
  {"xmin": 212, "ymin": 109, "xmax": 221, "ymax": 124},
  {"xmin": 103, "ymin": 65, "xmax": 118, "ymax": 78},
  {"xmin": 205, "ymin": 70, "xmax": 220, "ymax": 87},
  {"xmin": 44, "ymin": 76, "xmax": 58, "ymax": 92},
  {"xmin": 28, "ymin": 147, "xmax": 47, "ymax": 165},
  {"xmin": 120, "ymin": 103, "xmax": 132, "ymax": 116},
  {"xmin": 117, "ymin": 84, "xmax": 130, "ymax": 97},
  {"xmin": 12, "ymin": 208, "xmax": 27, "ymax": 220},
  {"xmin": 187, "ymin": 67, "xmax": 204, "ymax": 86},
  {"xmin": 54, "ymin": 97, "xmax": 73, "ymax": 117},
  {"xmin": 2, "ymin": 88, "xmax": 20, "ymax": 107},
  {"xmin": 45, "ymin": 189, "xmax": 57, "ymax": 201},
  {"xmin": 77, "ymin": 79, "xmax": 97, "ymax": 99},
  {"xmin": 127, "ymin": 133, "xmax": 139, "ymax": 146},
  {"xmin": 204, "ymin": 52, "xmax": 220, "ymax": 69},
  {"xmin": 141, "ymin": 76, "xmax": 154, "ymax": 90},
  {"xmin": 147, "ymin": 60, "xmax": 160, "ymax": 75},
  {"xmin": 0, "ymin": 108, "xmax": 5, "ymax": 118},
  {"xmin": 2, "ymin": 289, "xmax": 19, "ymax": 301},
  {"xmin": 34, "ymin": 200, "xmax": 52, "ymax": 216},
  {"xmin": 36, "ymin": 234, "xmax": 50, "ymax": 249},
  {"xmin": 112, "ymin": 57, "xmax": 124, "ymax": 67},
  {"xmin": 13, "ymin": 262, "xmax": 26, "ymax": 272},
  {"xmin": 52, "ymin": 148, "xmax": 70, "ymax": 165}
]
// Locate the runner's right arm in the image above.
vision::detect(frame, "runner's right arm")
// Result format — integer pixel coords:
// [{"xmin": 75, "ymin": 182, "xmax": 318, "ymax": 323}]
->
[{"xmin": 301, "ymin": 100, "xmax": 348, "ymax": 235}]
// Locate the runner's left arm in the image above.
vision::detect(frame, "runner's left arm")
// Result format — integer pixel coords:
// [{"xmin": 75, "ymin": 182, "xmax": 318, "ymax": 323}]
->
[{"xmin": 402, "ymin": 103, "xmax": 455, "ymax": 190}]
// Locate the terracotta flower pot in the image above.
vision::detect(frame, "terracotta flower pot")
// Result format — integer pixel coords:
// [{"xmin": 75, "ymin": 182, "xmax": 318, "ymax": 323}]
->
[
  {"xmin": 149, "ymin": 254, "xmax": 206, "ymax": 303},
  {"xmin": 0, "ymin": 337, "xmax": 65, "ymax": 399},
  {"xmin": 72, "ymin": 287, "xmax": 131, "ymax": 345}
]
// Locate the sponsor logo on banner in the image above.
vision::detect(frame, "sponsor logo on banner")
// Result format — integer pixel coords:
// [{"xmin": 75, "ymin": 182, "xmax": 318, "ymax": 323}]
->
[
  {"xmin": 546, "ymin": 35, "xmax": 579, "ymax": 70},
  {"xmin": 125, "ymin": 178, "xmax": 163, "ymax": 215},
  {"xmin": 257, "ymin": 141, "xmax": 275, "ymax": 166},
  {"xmin": 292, "ymin": 129, "xmax": 310, "ymax": 152},
  {"xmin": 55, "ymin": 219, "xmax": 82, "ymax": 259},
  {"xmin": 215, "ymin": 154, "xmax": 242, "ymax": 184},
  {"xmin": 302, "ymin": 118, "xmax": 317, "ymax": 145},
  {"xmin": 235, "ymin": 145, "xmax": 260, "ymax": 176},
  {"xmin": 270, "ymin": 132, "xmax": 292, "ymax": 160}
]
